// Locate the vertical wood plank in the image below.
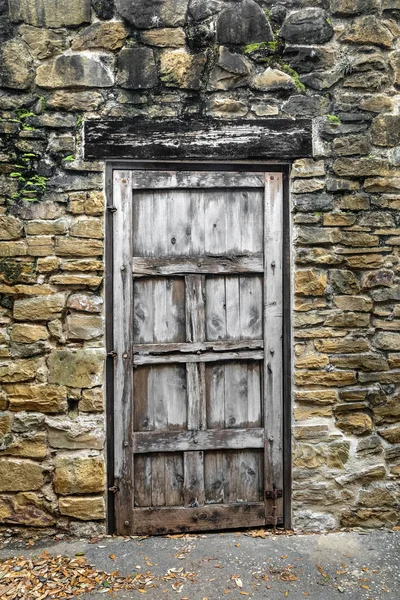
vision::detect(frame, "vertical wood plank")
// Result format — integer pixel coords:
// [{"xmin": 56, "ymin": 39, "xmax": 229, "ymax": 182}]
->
[
  {"xmin": 225, "ymin": 277, "xmax": 241, "ymax": 340},
  {"xmin": 205, "ymin": 277, "xmax": 227, "ymax": 341},
  {"xmin": 113, "ymin": 169, "xmax": 134, "ymax": 534},
  {"xmin": 134, "ymin": 455, "xmax": 152, "ymax": 507},
  {"xmin": 224, "ymin": 362, "xmax": 248, "ymax": 428},
  {"xmin": 187, "ymin": 363, "xmax": 206, "ymax": 431},
  {"xmin": 225, "ymin": 190, "xmax": 241, "ymax": 254},
  {"xmin": 239, "ymin": 276, "xmax": 263, "ymax": 340},
  {"xmin": 204, "ymin": 192, "xmax": 226, "ymax": 255},
  {"xmin": 185, "ymin": 275, "xmax": 206, "ymax": 343},
  {"xmin": 184, "ymin": 451, "xmax": 205, "ymax": 507},
  {"xmin": 151, "ymin": 454, "xmax": 166, "ymax": 507},
  {"xmin": 240, "ymin": 190, "xmax": 264, "ymax": 253},
  {"xmin": 188, "ymin": 189, "xmax": 205, "ymax": 256},
  {"xmin": 264, "ymin": 172, "xmax": 284, "ymax": 519},
  {"xmin": 247, "ymin": 362, "xmax": 262, "ymax": 427},
  {"xmin": 165, "ymin": 454, "xmax": 184, "ymax": 507},
  {"xmin": 205, "ymin": 363, "xmax": 225, "ymax": 429}
]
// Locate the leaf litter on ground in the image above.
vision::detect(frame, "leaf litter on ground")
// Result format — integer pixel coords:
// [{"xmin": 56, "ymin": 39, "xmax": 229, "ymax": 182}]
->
[{"xmin": 0, "ymin": 550, "xmax": 197, "ymax": 599}]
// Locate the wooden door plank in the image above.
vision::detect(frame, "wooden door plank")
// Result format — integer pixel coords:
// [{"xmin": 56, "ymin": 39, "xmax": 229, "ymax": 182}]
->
[
  {"xmin": 133, "ymin": 349, "xmax": 263, "ymax": 365},
  {"xmin": 225, "ymin": 190, "xmax": 242, "ymax": 255},
  {"xmin": 130, "ymin": 171, "xmax": 265, "ymax": 189},
  {"xmin": 185, "ymin": 276, "xmax": 206, "ymax": 343},
  {"xmin": 264, "ymin": 172, "xmax": 284, "ymax": 520},
  {"xmin": 165, "ymin": 453, "xmax": 184, "ymax": 507},
  {"xmin": 113, "ymin": 169, "xmax": 134, "ymax": 535},
  {"xmin": 133, "ymin": 255, "xmax": 264, "ymax": 276},
  {"xmin": 184, "ymin": 451, "xmax": 205, "ymax": 507},
  {"xmin": 240, "ymin": 190, "xmax": 264, "ymax": 254},
  {"xmin": 204, "ymin": 192, "xmax": 226, "ymax": 255},
  {"xmin": 151, "ymin": 453, "xmax": 166, "ymax": 507},
  {"xmin": 247, "ymin": 362, "xmax": 262, "ymax": 427},
  {"xmin": 205, "ymin": 277, "xmax": 227, "ymax": 342},
  {"xmin": 133, "ymin": 427, "xmax": 264, "ymax": 453},
  {"xmin": 168, "ymin": 189, "xmax": 192, "ymax": 256},
  {"xmin": 225, "ymin": 277, "xmax": 241, "ymax": 340},
  {"xmin": 204, "ymin": 451, "xmax": 225, "ymax": 504},
  {"xmin": 187, "ymin": 363, "xmax": 206, "ymax": 431},
  {"xmin": 224, "ymin": 362, "xmax": 248, "ymax": 428},
  {"xmin": 133, "ymin": 340, "xmax": 264, "ymax": 355},
  {"xmin": 134, "ymin": 455, "xmax": 152, "ymax": 507},
  {"xmin": 205, "ymin": 363, "xmax": 225, "ymax": 430},
  {"xmin": 133, "ymin": 190, "xmax": 153, "ymax": 257},
  {"xmin": 239, "ymin": 276, "xmax": 263, "ymax": 340},
  {"xmin": 131, "ymin": 503, "xmax": 266, "ymax": 535},
  {"xmin": 188, "ymin": 189, "xmax": 205, "ymax": 256}
]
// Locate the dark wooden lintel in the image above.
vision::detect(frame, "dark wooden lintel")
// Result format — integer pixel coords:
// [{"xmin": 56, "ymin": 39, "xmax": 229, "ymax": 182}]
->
[{"xmin": 84, "ymin": 117, "xmax": 313, "ymax": 160}]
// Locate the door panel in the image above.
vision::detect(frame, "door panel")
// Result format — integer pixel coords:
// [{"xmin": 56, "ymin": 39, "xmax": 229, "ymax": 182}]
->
[{"xmin": 112, "ymin": 169, "xmax": 284, "ymax": 535}]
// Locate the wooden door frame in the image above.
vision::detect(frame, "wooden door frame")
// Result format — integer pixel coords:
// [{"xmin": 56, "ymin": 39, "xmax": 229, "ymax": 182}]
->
[{"xmin": 105, "ymin": 161, "xmax": 292, "ymax": 534}]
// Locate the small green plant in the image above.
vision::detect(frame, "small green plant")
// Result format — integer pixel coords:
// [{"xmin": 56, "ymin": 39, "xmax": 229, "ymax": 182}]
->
[
  {"xmin": 63, "ymin": 155, "xmax": 75, "ymax": 162},
  {"xmin": 242, "ymin": 42, "xmax": 268, "ymax": 54},
  {"xmin": 280, "ymin": 64, "xmax": 306, "ymax": 92},
  {"xmin": 326, "ymin": 114, "xmax": 341, "ymax": 124},
  {"xmin": 76, "ymin": 115, "xmax": 83, "ymax": 127},
  {"xmin": 8, "ymin": 152, "xmax": 48, "ymax": 203},
  {"xmin": 36, "ymin": 94, "xmax": 46, "ymax": 112}
]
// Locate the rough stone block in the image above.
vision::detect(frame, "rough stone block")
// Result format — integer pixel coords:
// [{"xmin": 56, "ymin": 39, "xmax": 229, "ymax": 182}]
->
[
  {"xmin": 36, "ymin": 55, "xmax": 114, "ymax": 89},
  {"xmin": 295, "ymin": 270, "xmax": 327, "ymax": 296},
  {"xmin": 48, "ymin": 349, "xmax": 104, "ymax": 388},
  {"xmin": 0, "ymin": 492, "xmax": 55, "ymax": 526},
  {"xmin": 6, "ymin": 384, "xmax": 67, "ymax": 413},
  {"xmin": 19, "ymin": 25, "xmax": 68, "ymax": 59},
  {"xmin": 116, "ymin": 0, "xmax": 187, "ymax": 27},
  {"xmin": 47, "ymin": 417, "xmax": 104, "ymax": 449},
  {"xmin": 0, "ymin": 39, "xmax": 34, "ymax": 90},
  {"xmin": 295, "ymin": 371, "xmax": 357, "ymax": 387},
  {"xmin": 280, "ymin": 9, "xmax": 333, "ymax": 44},
  {"xmin": 252, "ymin": 68, "xmax": 296, "ymax": 92},
  {"xmin": 160, "ymin": 49, "xmax": 206, "ymax": 90},
  {"xmin": 55, "ymin": 456, "xmax": 105, "ymax": 494},
  {"xmin": 0, "ymin": 216, "xmax": 23, "ymax": 241},
  {"xmin": 117, "ymin": 47, "xmax": 157, "ymax": 89},
  {"xmin": 13, "ymin": 294, "xmax": 65, "ymax": 321},
  {"xmin": 80, "ymin": 388, "xmax": 104, "ymax": 412},
  {"xmin": 0, "ymin": 459, "xmax": 44, "ymax": 491},
  {"xmin": 338, "ymin": 16, "xmax": 394, "ymax": 48},
  {"xmin": 72, "ymin": 21, "xmax": 127, "ymax": 51},
  {"xmin": 9, "ymin": 0, "xmax": 91, "ymax": 27},
  {"xmin": 70, "ymin": 218, "xmax": 103, "ymax": 239},
  {"xmin": 66, "ymin": 314, "xmax": 103, "ymax": 340},
  {"xmin": 140, "ymin": 27, "xmax": 185, "ymax": 47},
  {"xmin": 336, "ymin": 412, "xmax": 373, "ymax": 435},
  {"xmin": 0, "ymin": 433, "xmax": 47, "ymax": 459},
  {"xmin": 58, "ymin": 495, "xmax": 105, "ymax": 520},
  {"xmin": 216, "ymin": 0, "xmax": 273, "ymax": 44},
  {"xmin": 0, "ymin": 358, "xmax": 42, "ymax": 383}
]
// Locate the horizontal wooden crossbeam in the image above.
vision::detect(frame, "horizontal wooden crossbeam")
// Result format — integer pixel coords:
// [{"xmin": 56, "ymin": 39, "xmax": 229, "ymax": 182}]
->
[{"xmin": 132, "ymin": 255, "xmax": 264, "ymax": 276}]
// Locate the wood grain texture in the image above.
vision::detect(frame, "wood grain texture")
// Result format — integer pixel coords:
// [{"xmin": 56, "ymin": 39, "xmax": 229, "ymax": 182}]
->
[
  {"xmin": 133, "ymin": 427, "xmax": 264, "ymax": 453},
  {"xmin": 133, "ymin": 340, "xmax": 264, "ymax": 355},
  {"xmin": 133, "ymin": 256, "xmax": 264, "ymax": 276},
  {"xmin": 84, "ymin": 118, "xmax": 313, "ymax": 160},
  {"xmin": 133, "ymin": 350, "xmax": 263, "ymax": 365},
  {"xmin": 113, "ymin": 170, "xmax": 134, "ymax": 535},
  {"xmin": 131, "ymin": 503, "xmax": 267, "ymax": 535},
  {"xmin": 264, "ymin": 173, "xmax": 284, "ymax": 520},
  {"xmin": 131, "ymin": 171, "xmax": 265, "ymax": 189}
]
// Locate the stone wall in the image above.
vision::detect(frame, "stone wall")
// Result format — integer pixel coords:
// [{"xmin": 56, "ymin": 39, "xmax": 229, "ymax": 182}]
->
[{"xmin": 0, "ymin": 0, "xmax": 400, "ymax": 532}]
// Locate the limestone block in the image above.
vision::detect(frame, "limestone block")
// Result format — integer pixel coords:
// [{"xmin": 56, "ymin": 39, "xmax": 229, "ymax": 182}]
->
[
  {"xmin": 189, "ymin": 0, "xmax": 222, "ymax": 21},
  {"xmin": 140, "ymin": 27, "xmax": 186, "ymax": 47},
  {"xmin": 25, "ymin": 219, "xmax": 69, "ymax": 236},
  {"xmin": 216, "ymin": 0, "xmax": 273, "ymax": 44},
  {"xmin": 0, "ymin": 433, "xmax": 47, "ymax": 459},
  {"xmin": 160, "ymin": 49, "xmax": 206, "ymax": 90},
  {"xmin": 334, "ymin": 296, "xmax": 372, "ymax": 312},
  {"xmin": 207, "ymin": 98, "xmax": 248, "ymax": 117},
  {"xmin": 331, "ymin": 0, "xmax": 380, "ymax": 15},
  {"xmin": 12, "ymin": 413, "xmax": 45, "ymax": 433},
  {"xmin": 296, "ymin": 226, "xmax": 341, "ymax": 245},
  {"xmin": 0, "ymin": 492, "xmax": 55, "ymax": 526},
  {"xmin": 341, "ymin": 508, "xmax": 397, "ymax": 527},
  {"xmin": 6, "ymin": 384, "xmax": 68, "ymax": 413},
  {"xmin": 371, "ymin": 115, "xmax": 400, "ymax": 147},
  {"xmin": 55, "ymin": 456, "xmax": 105, "ymax": 494},
  {"xmin": 61, "ymin": 260, "xmax": 103, "ymax": 272},
  {"xmin": 336, "ymin": 412, "xmax": 373, "ymax": 435},
  {"xmin": 358, "ymin": 483, "xmax": 397, "ymax": 508},
  {"xmin": 295, "ymin": 371, "xmax": 357, "ymax": 387},
  {"xmin": 36, "ymin": 55, "xmax": 114, "ymax": 89},
  {"xmin": 48, "ymin": 349, "xmax": 104, "ymax": 388},
  {"xmin": 9, "ymin": 0, "xmax": 91, "ymax": 27},
  {"xmin": 49, "ymin": 274, "xmax": 103, "ymax": 286},
  {"xmin": 80, "ymin": 388, "xmax": 104, "ymax": 412},
  {"xmin": 295, "ymin": 390, "xmax": 337, "ymax": 405},
  {"xmin": 336, "ymin": 464, "xmax": 386, "ymax": 486},
  {"xmin": 0, "ymin": 216, "xmax": 23, "ymax": 241},
  {"xmin": 0, "ymin": 459, "xmax": 44, "ymax": 491},
  {"xmin": 0, "ymin": 358, "xmax": 42, "ymax": 383},
  {"xmin": 252, "ymin": 68, "xmax": 296, "ymax": 92},
  {"xmin": 338, "ymin": 16, "xmax": 394, "ymax": 48},
  {"xmin": 295, "ymin": 270, "xmax": 327, "ymax": 296},
  {"xmin": 13, "ymin": 294, "xmax": 65, "ymax": 321},
  {"xmin": 48, "ymin": 91, "xmax": 104, "ymax": 112},
  {"xmin": 0, "ymin": 39, "xmax": 33, "ymax": 90},
  {"xmin": 47, "ymin": 416, "xmax": 104, "ymax": 449},
  {"xmin": 70, "ymin": 218, "xmax": 103, "ymax": 239},
  {"xmin": 333, "ymin": 135, "xmax": 370, "ymax": 156},
  {"xmin": 55, "ymin": 238, "xmax": 103, "ymax": 257},
  {"xmin": 375, "ymin": 332, "xmax": 400, "ymax": 351},
  {"xmin": 280, "ymin": 9, "xmax": 333, "ymax": 44},
  {"xmin": 67, "ymin": 293, "xmax": 103, "ymax": 313},
  {"xmin": 72, "ymin": 21, "xmax": 127, "ymax": 51},
  {"xmin": 294, "ymin": 405, "xmax": 333, "ymax": 420},
  {"xmin": 19, "ymin": 25, "xmax": 68, "ymax": 59},
  {"xmin": 374, "ymin": 399, "xmax": 400, "ymax": 425},
  {"xmin": 59, "ymin": 495, "xmax": 105, "ymax": 520},
  {"xmin": 293, "ymin": 193, "xmax": 333, "ymax": 212},
  {"xmin": 378, "ymin": 426, "xmax": 400, "ymax": 444},
  {"xmin": 116, "ymin": 0, "xmax": 188, "ymax": 28},
  {"xmin": 69, "ymin": 192, "xmax": 104, "ymax": 215},
  {"xmin": 66, "ymin": 314, "xmax": 103, "ymax": 340},
  {"xmin": 333, "ymin": 157, "xmax": 390, "ymax": 177},
  {"xmin": 346, "ymin": 255, "xmax": 385, "ymax": 269},
  {"xmin": 92, "ymin": 0, "xmax": 115, "ymax": 19},
  {"xmin": 292, "ymin": 159, "xmax": 325, "ymax": 179},
  {"xmin": 330, "ymin": 270, "xmax": 360, "ymax": 294}
]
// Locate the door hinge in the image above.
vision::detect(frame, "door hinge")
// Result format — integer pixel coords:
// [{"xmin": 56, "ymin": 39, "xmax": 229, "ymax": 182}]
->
[
  {"xmin": 265, "ymin": 488, "xmax": 282, "ymax": 499},
  {"xmin": 107, "ymin": 350, "xmax": 117, "ymax": 358},
  {"xmin": 108, "ymin": 485, "xmax": 119, "ymax": 494},
  {"xmin": 107, "ymin": 205, "xmax": 117, "ymax": 212}
]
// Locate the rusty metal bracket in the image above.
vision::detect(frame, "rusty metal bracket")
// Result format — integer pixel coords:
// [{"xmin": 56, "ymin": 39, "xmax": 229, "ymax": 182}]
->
[
  {"xmin": 108, "ymin": 485, "xmax": 119, "ymax": 494},
  {"xmin": 266, "ymin": 486, "xmax": 282, "ymax": 533}
]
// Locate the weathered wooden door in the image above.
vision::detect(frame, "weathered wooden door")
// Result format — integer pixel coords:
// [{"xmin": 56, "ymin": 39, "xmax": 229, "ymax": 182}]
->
[{"xmin": 111, "ymin": 168, "xmax": 284, "ymax": 535}]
